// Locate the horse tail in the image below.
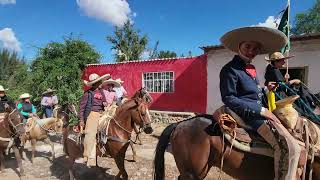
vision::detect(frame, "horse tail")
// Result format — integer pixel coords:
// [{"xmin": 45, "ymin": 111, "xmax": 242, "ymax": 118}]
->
[{"xmin": 153, "ymin": 123, "xmax": 178, "ymax": 180}]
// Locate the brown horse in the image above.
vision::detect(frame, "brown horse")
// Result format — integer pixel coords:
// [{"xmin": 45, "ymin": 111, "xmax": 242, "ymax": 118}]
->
[
  {"xmin": 0, "ymin": 104, "xmax": 25, "ymax": 176},
  {"xmin": 21, "ymin": 109, "xmax": 64, "ymax": 163},
  {"xmin": 63, "ymin": 92, "xmax": 153, "ymax": 180},
  {"xmin": 153, "ymin": 114, "xmax": 320, "ymax": 180}
]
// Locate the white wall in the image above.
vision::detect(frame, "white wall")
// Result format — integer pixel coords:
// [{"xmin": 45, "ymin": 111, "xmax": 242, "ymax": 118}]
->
[{"xmin": 206, "ymin": 38, "xmax": 320, "ymax": 113}]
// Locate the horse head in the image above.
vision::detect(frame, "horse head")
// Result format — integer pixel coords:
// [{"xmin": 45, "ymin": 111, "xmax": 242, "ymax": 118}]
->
[
  {"xmin": 53, "ymin": 117, "xmax": 64, "ymax": 135},
  {"xmin": 4, "ymin": 103, "xmax": 25, "ymax": 137},
  {"xmin": 131, "ymin": 97, "xmax": 153, "ymax": 134},
  {"xmin": 54, "ymin": 103, "xmax": 79, "ymax": 128}
]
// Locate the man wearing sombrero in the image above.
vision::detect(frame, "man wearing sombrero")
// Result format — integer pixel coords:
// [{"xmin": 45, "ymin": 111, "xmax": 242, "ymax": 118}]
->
[
  {"xmin": 265, "ymin": 52, "xmax": 320, "ymax": 117},
  {"xmin": 79, "ymin": 73, "xmax": 110, "ymax": 167},
  {"xmin": 0, "ymin": 85, "xmax": 15, "ymax": 120},
  {"xmin": 264, "ymin": 52, "xmax": 300, "ymax": 87},
  {"xmin": 17, "ymin": 93, "xmax": 36, "ymax": 120},
  {"xmin": 41, "ymin": 88, "xmax": 59, "ymax": 118},
  {"xmin": 113, "ymin": 78, "xmax": 128, "ymax": 105},
  {"xmin": 219, "ymin": 26, "xmax": 301, "ymax": 179}
]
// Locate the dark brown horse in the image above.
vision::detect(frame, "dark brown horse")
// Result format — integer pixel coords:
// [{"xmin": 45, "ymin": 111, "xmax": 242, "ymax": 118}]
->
[
  {"xmin": 0, "ymin": 104, "xmax": 25, "ymax": 176},
  {"xmin": 63, "ymin": 91, "xmax": 153, "ymax": 180},
  {"xmin": 153, "ymin": 114, "xmax": 320, "ymax": 180}
]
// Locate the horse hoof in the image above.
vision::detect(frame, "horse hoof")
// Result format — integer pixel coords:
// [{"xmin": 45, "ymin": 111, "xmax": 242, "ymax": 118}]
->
[{"xmin": 20, "ymin": 171, "xmax": 25, "ymax": 176}]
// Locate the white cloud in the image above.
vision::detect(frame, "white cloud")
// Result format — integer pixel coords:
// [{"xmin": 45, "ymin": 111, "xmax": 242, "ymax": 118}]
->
[
  {"xmin": 0, "ymin": 0, "xmax": 15, "ymax": 5},
  {"xmin": 76, "ymin": 0, "xmax": 133, "ymax": 27},
  {"xmin": 0, "ymin": 28, "xmax": 21, "ymax": 52},
  {"xmin": 257, "ymin": 16, "xmax": 280, "ymax": 29}
]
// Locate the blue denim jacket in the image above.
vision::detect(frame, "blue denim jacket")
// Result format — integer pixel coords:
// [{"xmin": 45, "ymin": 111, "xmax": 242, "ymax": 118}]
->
[{"xmin": 220, "ymin": 55, "xmax": 266, "ymax": 125}]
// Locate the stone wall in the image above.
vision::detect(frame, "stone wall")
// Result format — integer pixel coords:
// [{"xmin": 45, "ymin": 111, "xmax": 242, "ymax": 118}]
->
[{"xmin": 150, "ymin": 110, "xmax": 195, "ymax": 124}]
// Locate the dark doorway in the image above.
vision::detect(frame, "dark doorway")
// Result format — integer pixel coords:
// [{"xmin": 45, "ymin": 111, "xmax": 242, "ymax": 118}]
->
[{"xmin": 279, "ymin": 66, "xmax": 308, "ymax": 84}]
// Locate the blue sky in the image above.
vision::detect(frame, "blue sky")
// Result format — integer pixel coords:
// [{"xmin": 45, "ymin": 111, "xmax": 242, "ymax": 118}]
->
[{"xmin": 0, "ymin": 0, "xmax": 316, "ymax": 63}]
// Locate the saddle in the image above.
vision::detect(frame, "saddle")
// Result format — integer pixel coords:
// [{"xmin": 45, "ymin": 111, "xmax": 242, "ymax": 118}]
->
[{"xmin": 213, "ymin": 106, "xmax": 320, "ymax": 157}]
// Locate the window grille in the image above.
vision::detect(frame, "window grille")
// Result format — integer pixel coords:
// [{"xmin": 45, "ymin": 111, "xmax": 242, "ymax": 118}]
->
[{"xmin": 142, "ymin": 71, "xmax": 174, "ymax": 93}]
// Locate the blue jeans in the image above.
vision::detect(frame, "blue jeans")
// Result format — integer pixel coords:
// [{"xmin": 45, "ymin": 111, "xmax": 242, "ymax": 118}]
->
[
  {"xmin": 246, "ymin": 118, "xmax": 267, "ymax": 130},
  {"xmin": 43, "ymin": 106, "xmax": 53, "ymax": 118}
]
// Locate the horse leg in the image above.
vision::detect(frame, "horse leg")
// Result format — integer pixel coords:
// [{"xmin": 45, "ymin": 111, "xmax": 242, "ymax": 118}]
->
[
  {"xmin": 114, "ymin": 151, "xmax": 128, "ymax": 180},
  {"xmin": 44, "ymin": 137, "xmax": 55, "ymax": 160},
  {"xmin": 137, "ymin": 134, "xmax": 142, "ymax": 145},
  {"xmin": 0, "ymin": 150, "xmax": 5, "ymax": 172},
  {"xmin": 69, "ymin": 169, "xmax": 75, "ymax": 180},
  {"xmin": 130, "ymin": 141, "xmax": 137, "ymax": 162},
  {"xmin": 31, "ymin": 139, "xmax": 36, "ymax": 163},
  {"xmin": 13, "ymin": 146, "xmax": 24, "ymax": 176}
]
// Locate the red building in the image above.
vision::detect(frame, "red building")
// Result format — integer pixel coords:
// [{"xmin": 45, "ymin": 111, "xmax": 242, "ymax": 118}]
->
[{"xmin": 83, "ymin": 54, "xmax": 207, "ymax": 113}]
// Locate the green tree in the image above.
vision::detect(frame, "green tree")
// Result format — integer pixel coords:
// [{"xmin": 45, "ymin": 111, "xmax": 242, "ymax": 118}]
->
[
  {"xmin": 0, "ymin": 49, "xmax": 24, "ymax": 80},
  {"xmin": 157, "ymin": 50, "xmax": 177, "ymax": 59},
  {"xmin": 292, "ymin": 0, "xmax": 320, "ymax": 35},
  {"xmin": 30, "ymin": 37, "xmax": 101, "ymax": 105},
  {"xmin": 0, "ymin": 49, "xmax": 29, "ymax": 100},
  {"xmin": 106, "ymin": 21, "xmax": 148, "ymax": 62}
]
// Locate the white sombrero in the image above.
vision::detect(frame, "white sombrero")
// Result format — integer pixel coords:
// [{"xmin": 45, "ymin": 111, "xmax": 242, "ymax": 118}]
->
[
  {"xmin": 265, "ymin": 52, "xmax": 295, "ymax": 61},
  {"xmin": 42, "ymin": 88, "xmax": 56, "ymax": 95},
  {"xmin": 104, "ymin": 78, "xmax": 121, "ymax": 87},
  {"xmin": 19, "ymin": 93, "xmax": 31, "ymax": 99},
  {"xmin": 84, "ymin": 73, "xmax": 111, "ymax": 87},
  {"xmin": 220, "ymin": 26, "xmax": 288, "ymax": 54},
  {"xmin": 115, "ymin": 78, "xmax": 124, "ymax": 84},
  {"xmin": 0, "ymin": 85, "xmax": 8, "ymax": 92}
]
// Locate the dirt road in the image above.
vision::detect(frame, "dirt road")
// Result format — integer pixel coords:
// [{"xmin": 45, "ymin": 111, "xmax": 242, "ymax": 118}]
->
[{"xmin": 0, "ymin": 123, "xmax": 233, "ymax": 180}]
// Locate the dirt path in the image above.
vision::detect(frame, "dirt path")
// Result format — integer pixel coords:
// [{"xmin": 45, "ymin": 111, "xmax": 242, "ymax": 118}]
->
[{"xmin": 0, "ymin": 124, "xmax": 234, "ymax": 180}]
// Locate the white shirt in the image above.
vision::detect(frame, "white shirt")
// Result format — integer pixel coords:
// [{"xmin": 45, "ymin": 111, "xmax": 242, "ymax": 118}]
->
[
  {"xmin": 41, "ymin": 95, "xmax": 58, "ymax": 107},
  {"xmin": 113, "ymin": 86, "xmax": 127, "ymax": 98}
]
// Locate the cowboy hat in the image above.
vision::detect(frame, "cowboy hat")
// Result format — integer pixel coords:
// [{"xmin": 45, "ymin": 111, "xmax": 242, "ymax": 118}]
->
[
  {"xmin": 0, "ymin": 85, "xmax": 8, "ymax": 92},
  {"xmin": 115, "ymin": 78, "xmax": 124, "ymax": 84},
  {"xmin": 265, "ymin": 52, "xmax": 295, "ymax": 61},
  {"xmin": 42, "ymin": 88, "xmax": 56, "ymax": 95},
  {"xmin": 273, "ymin": 95, "xmax": 300, "ymax": 129},
  {"xmin": 19, "ymin": 93, "xmax": 31, "ymax": 99},
  {"xmin": 84, "ymin": 73, "xmax": 111, "ymax": 87},
  {"xmin": 103, "ymin": 78, "xmax": 121, "ymax": 87},
  {"xmin": 220, "ymin": 26, "xmax": 287, "ymax": 54}
]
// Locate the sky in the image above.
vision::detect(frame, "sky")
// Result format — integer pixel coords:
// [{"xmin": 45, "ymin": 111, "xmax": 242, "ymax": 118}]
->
[{"xmin": 0, "ymin": 0, "xmax": 316, "ymax": 63}]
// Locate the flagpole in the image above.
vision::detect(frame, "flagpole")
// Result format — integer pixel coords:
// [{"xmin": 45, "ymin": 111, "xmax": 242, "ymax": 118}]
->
[{"xmin": 285, "ymin": 0, "xmax": 290, "ymax": 82}]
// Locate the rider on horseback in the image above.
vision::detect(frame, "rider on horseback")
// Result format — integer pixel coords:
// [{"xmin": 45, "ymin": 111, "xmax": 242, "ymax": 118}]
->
[
  {"xmin": 17, "ymin": 93, "xmax": 36, "ymax": 121},
  {"xmin": 0, "ymin": 85, "xmax": 15, "ymax": 114},
  {"xmin": 219, "ymin": 26, "xmax": 301, "ymax": 180},
  {"xmin": 79, "ymin": 73, "xmax": 110, "ymax": 167}
]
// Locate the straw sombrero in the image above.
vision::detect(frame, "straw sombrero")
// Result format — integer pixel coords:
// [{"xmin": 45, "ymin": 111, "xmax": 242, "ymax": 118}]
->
[
  {"xmin": 220, "ymin": 26, "xmax": 287, "ymax": 54},
  {"xmin": 275, "ymin": 95, "xmax": 300, "ymax": 108},
  {"xmin": 84, "ymin": 73, "xmax": 111, "ymax": 87},
  {"xmin": 265, "ymin": 52, "xmax": 295, "ymax": 61},
  {"xmin": 273, "ymin": 95, "xmax": 300, "ymax": 129},
  {"xmin": 0, "ymin": 85, "xmax": 8, "ymax": 92},
  {"xmin": 19, "ymin": 93, "xmax": 31, "ymax": 99},
  {"xmin": 104, "ymin": 78, "xmax": 121, "ymax": 87},
  {"xmin": 42, "ymin": 88, "xmax": 56, "ymax": 95},
  {"xmin": 115, "ymin": 78, "xmax": 124, "ymax": 84}
]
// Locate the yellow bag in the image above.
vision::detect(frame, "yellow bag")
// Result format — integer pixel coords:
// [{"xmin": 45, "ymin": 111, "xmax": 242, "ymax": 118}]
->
[{"xmin": 267, "ymin": 91, "xmax": 276, "ymax": 112}]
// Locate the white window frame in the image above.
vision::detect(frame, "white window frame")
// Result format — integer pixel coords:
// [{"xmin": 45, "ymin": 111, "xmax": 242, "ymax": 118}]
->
[{"xmin": 142, "ymin": 71, "xmax": 175, "ymax": 93}]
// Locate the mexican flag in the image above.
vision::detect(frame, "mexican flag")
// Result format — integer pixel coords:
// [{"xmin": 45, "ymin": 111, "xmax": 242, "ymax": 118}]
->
[{"xmin": 278, "ymin": 5, "xmax": 290, "ymax": 53}]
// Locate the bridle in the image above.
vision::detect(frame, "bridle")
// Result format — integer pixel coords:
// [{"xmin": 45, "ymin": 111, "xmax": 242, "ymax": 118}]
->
[
  {"xmin": 112, "ymin": 101, "xmax": 150, "ymax": 135},
  {"xmin": 6, "ymin": 109, "xmax": 24, "ymax": 137}
]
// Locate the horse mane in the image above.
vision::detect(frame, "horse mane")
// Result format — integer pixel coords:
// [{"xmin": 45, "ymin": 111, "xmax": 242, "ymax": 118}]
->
[
  {"xmin": 116, "ymin": 99, "xmax": 138, "ymax": 115},
  {"xmin": 40, "ymin": 117, "xmax": 57, "ymax": 126}
]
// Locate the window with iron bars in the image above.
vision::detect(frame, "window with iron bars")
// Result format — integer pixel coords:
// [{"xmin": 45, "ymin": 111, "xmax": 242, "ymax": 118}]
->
[{"xmin": 142, "ymin": 71, "xmax": 174, "ymax": 93}]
